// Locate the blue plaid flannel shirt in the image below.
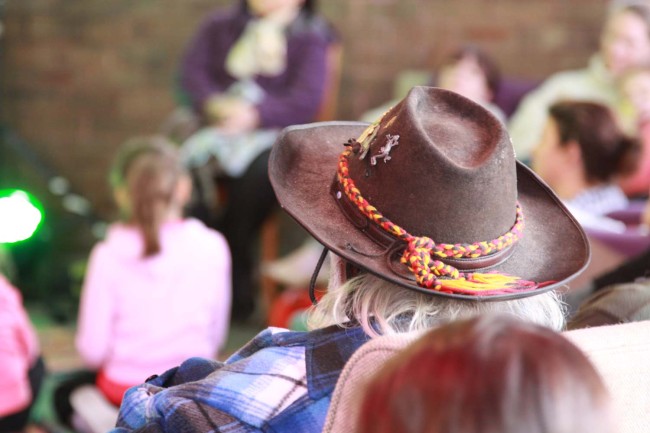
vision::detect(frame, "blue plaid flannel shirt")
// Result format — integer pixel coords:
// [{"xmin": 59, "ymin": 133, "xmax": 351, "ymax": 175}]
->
[{"xmin": 111, "ymin": 324, "xmax": 369, "ymax": 432}]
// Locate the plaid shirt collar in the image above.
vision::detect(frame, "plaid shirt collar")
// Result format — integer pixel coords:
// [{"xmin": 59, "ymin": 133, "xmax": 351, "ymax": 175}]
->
[
  {"xmin": 281, "ymin": 324, "xmax": 370, "ymax": 399},
  {"xmin": 231, "ymin": 323, "xmax": 370, "ymax": 399}
]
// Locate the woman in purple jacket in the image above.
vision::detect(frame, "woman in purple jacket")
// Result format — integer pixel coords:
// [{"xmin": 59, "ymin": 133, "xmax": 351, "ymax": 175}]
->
[{"xmin": 180, "ymin": 0, "xmax": 336, "ymax": 321}]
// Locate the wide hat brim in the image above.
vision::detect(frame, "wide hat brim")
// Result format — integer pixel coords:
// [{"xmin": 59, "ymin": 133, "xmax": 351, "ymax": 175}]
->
[{"xmin": 269, "ymin": 121, "xmax": 590, "ymax": 301}]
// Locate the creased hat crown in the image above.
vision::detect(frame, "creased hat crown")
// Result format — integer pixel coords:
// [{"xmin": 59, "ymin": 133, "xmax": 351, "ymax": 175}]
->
[{"xmin": 347, "ymin": 86, "xmax": 516, "ymax": 243}]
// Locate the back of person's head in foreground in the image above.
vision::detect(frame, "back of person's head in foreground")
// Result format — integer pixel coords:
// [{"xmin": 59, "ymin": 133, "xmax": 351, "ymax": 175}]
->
[
  {"xmin": 268, "ymin": 86, "xmax": 590, "ymax": 337},
  {"xmin": 110, "ymin": 135, "xmax": 190, "ymax": 257},
  {"xmin": 355, "ymin": 315, "xmax": 615, "ymax": 433}
]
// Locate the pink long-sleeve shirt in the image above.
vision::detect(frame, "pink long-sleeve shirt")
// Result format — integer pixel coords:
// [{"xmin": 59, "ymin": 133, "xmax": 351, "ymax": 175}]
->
[
  {"xmin": 0, "ymin": 275, "xmax": 39, "ymax": 416},
  {"xmin": 75, "ymin": 218, "xmax": 231, "ymax": 385}
]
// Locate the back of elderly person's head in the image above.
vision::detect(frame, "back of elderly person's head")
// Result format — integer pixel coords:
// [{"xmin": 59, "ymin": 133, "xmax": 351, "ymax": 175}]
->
[
  {"xmin": 270, "ymin": 87, "xmax": 589, "ymax": 338},
  {"xmin": 355, "ymin": 315, "xmax": 614, "ymax": 433},
  {"xmin": 307, "ymin": 256, "xmax": 566, "ymax": 337}
]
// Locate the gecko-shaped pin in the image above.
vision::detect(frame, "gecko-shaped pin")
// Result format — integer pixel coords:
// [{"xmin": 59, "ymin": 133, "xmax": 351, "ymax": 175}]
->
[{"xmin": 370, "ymin": 134, "xmax": 400, "ymax": 165}]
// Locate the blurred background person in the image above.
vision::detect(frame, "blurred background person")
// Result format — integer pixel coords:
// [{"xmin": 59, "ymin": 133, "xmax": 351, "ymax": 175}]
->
[
  {"xmin": 0, "ymin": 273, "xmax": 45, "ymax": 433},
  {"xmin": 620, "ymin": 66, "xmax": 650, "ymax": 196},
  {"xmin": 179, "ymin": 0, "xmax": 338, "ymax": 322},
  {"xmin": 356, "ymin": 315, "xmax": 615, "ymax": 433},
  {"xmin": 531, "ymin": 100, "xmax": 639, "ymax": 233},
  {"xmin": 361, "ymin": 44, "xmax": 506, "ymax": 122},
  {"xmin": 54, "ymin": 137, "xmax": 231, "ymax": 430},
  {"xmin": 509, "ymin": 2, "xmax": 650, "ymax": 162}
]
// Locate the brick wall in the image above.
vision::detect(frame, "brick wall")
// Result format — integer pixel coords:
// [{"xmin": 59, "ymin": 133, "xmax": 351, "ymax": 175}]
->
[{"xmin": 1, "ymin": 0, "xmax": 609, "ymax": 216}]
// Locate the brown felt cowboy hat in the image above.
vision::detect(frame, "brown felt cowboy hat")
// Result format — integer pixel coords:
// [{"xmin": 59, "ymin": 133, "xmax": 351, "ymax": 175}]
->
[{"xmin": 269, "ymin": 86, "xmax": 590, "ymax": 301}]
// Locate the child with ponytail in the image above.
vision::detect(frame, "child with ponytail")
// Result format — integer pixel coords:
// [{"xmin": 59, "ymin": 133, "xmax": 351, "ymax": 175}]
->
[{"xmin": 74, "ymin": 136, "xmax": 231, "ymax": 407}]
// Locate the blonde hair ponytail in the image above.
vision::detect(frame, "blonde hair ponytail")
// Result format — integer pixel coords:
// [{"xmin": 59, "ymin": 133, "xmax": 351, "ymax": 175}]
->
[{"xmin": 110, "ymin": 136, "xmax": 184, "ymax": 257}]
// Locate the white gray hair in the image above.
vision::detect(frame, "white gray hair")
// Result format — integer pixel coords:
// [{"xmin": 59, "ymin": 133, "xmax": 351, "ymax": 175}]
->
[{"xmin": 307, "ymin": 261, "xmax": 567, "ymax": 337}]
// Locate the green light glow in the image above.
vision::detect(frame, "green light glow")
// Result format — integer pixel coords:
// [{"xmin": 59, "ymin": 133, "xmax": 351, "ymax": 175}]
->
[{"xmin": 0, "ymin": 189, "xmax": 43, "ymax": 243}]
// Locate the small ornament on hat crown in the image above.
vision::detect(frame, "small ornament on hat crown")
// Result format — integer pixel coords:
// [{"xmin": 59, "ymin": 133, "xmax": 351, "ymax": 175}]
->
[{"xmin": 370, "ymin": 134, "xmax": 400, "ymax": 165}]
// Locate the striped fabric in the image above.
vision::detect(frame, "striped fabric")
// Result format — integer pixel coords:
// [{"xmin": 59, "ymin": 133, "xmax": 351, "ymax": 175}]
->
[{"xmin": 112, "ymin": 325, "xmax": 369, "ymax": 433}]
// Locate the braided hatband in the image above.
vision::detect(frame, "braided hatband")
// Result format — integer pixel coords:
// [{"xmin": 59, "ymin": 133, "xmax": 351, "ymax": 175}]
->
[{"xmin": 337, "ymin": 144, "xmax": 537, "ymax": 295}]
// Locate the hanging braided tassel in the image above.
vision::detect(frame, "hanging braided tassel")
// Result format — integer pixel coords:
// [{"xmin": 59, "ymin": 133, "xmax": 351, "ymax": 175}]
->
[{"xmin": 400, "ymin": 237, "xmax": 539, "ymax": 295}]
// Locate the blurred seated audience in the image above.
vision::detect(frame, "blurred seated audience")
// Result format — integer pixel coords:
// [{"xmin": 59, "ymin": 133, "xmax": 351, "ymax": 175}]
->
[
  {"xmin": 569, "ymin": 280, "xmax": 650, "ymax": 329},
  {"xmin": 361, "ymin": 44, "xmax": 506, "ymax": 123},
  {"xmin": 0, "ymin": 274, "xmax": 45, "ymax": 433},
  {"xmin": 531, "ymin": 100, "xmax": 640, "ymax": 233},
  {"xmin": 356, "ymin": 315, "xmax": 615, "ymax": 433},
  {"xmin": 179, "ymin": 0, "xmax": 338, "ymax": 322},
  {"xmin": 55, "ymin": 137, "xmax": 231, "ymax": 432},
  {"xmin": 509, "ymin": 2, "xmax": 650, "ymax": 161},
  {"xmin": 620, "ymin": 66, "xmax": 650, "ymax": 196}
]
